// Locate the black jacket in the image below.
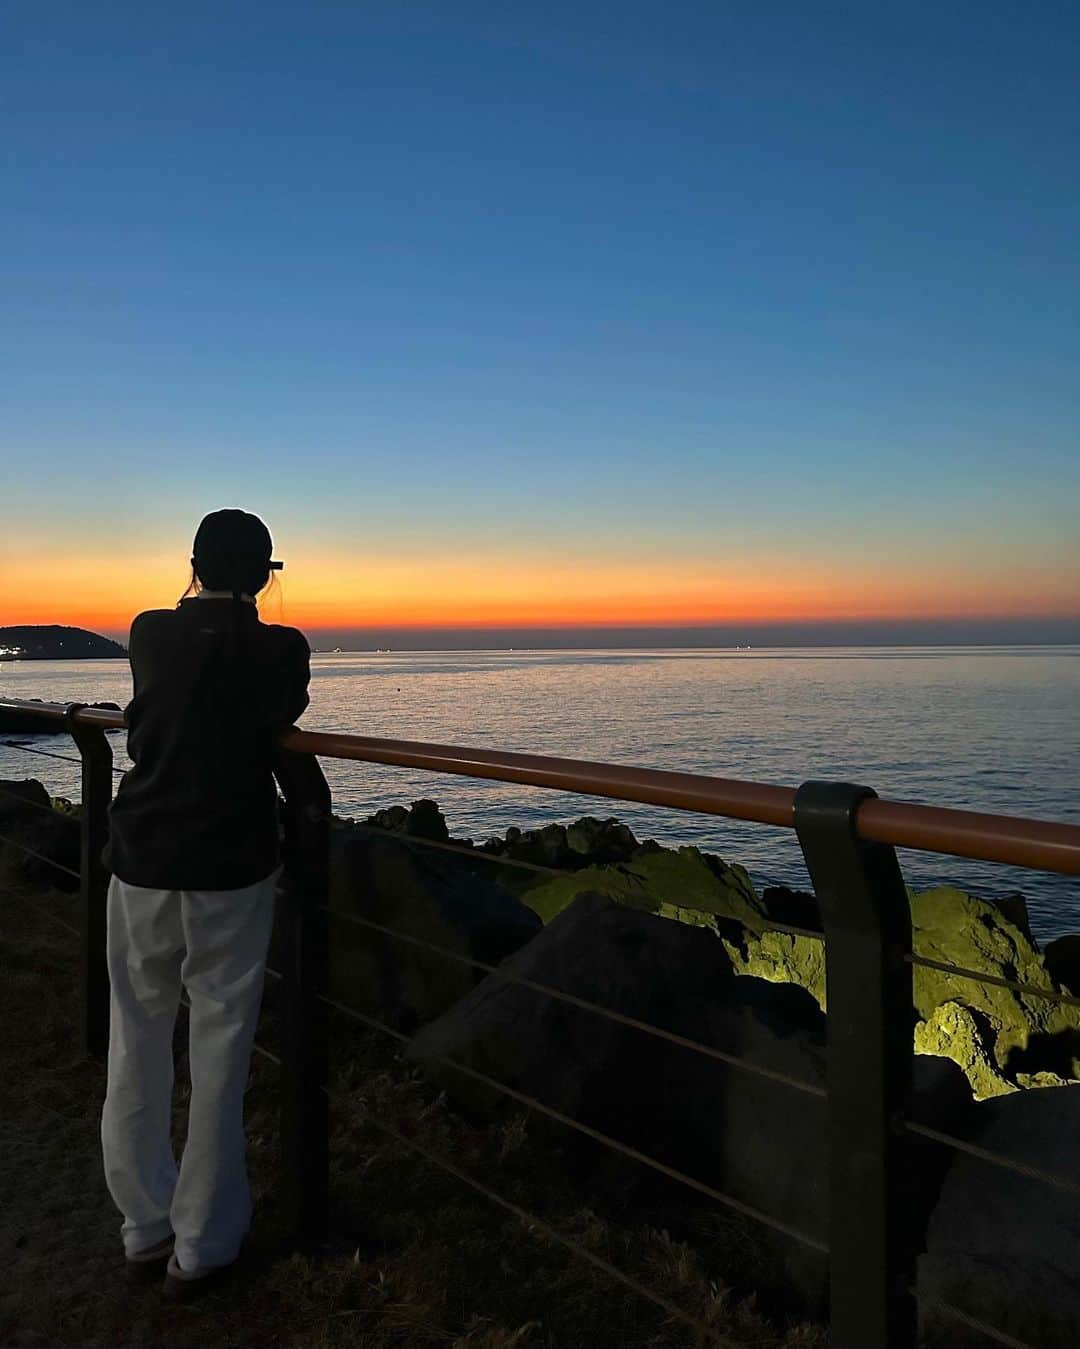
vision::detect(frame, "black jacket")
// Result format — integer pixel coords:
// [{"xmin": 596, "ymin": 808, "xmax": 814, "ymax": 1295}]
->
[{"xmin": 104, "ymin": 598, "xmax": 311, "ymax": 890}]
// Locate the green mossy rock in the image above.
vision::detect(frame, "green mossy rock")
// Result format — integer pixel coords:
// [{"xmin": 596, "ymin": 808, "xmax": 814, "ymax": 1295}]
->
[
  {"xmin": 910, "ymin": 886, "xmax": 1080, "ymax": 1077},
  {"xmin": 355, "ymin": 798, "xmax": 1079, "ymax": 1105},
  {"xmin": 1043, "ymin": 933, "xmax": 1080, "ymax": 996},
  {"xmin": 521, "ymin": 839, "xmax": 1080, "ymax": 1101},
  {"xmin": 724, "ymin": 929, "xmax": 828, "ymax": 1011},
  {"xmin": 730, "ymin": 886, "xmax": 1080, "ymax": 1096},
  {"xmin": 522, "ymin": 845, "xmax": 762, "ymax": 931},
  {"xmin": 519, "ymin": 861, "xmax": 653, "ymax": 923},
  {"xmin": 915, "ymin": 1001, "xmax": 1017, "ymax": 1100},
  {"xmin": 1015, "ymin": 1070, "xmax": 1076, "ymax": 1089}
]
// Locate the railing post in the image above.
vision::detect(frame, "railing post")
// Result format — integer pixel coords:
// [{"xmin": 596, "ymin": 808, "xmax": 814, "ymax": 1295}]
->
[
  {"xmin": 273, "ymin": 746, "xmax": 331, "ymax": 1253},
  {"xmin": 66, "ymin": 706, "xmax": 113, "ymax": 1062},
  {"xmin": 793, "ymin": 781, "xmax": 915, "ymax": 1349}
]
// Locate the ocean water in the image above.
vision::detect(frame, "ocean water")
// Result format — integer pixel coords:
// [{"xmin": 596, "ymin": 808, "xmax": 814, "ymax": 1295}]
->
[{"xmin": 2, "ymin": 645, "xmax": 1077, "ymax": 939}]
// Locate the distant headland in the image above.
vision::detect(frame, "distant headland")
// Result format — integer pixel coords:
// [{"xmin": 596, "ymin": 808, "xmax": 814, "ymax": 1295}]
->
[{"xmin": 0, "ymin": 626, "xmax": 127, "ymax": 660}]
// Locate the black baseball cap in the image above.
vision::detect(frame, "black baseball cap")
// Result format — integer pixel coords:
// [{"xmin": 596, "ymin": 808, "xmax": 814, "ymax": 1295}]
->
[{"xmin": 192, "ymin": 509, "xmax": 283, "ymax": 591}]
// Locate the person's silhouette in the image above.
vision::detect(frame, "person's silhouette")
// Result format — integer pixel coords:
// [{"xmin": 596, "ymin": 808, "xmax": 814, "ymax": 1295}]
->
[{"xmin": 101, "ymin": 509, "xmax": 309, "ymax": 1296}]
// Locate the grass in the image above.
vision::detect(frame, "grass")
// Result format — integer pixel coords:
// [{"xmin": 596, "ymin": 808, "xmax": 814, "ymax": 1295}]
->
[{"xmin": 0, "ymin": 861, "xmax": 828, "ymax": 1349}]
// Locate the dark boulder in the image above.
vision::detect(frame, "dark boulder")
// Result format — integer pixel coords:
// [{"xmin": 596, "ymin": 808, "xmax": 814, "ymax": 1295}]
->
[
  {"xmin": 407, "ymin": 891, "xmax": 746, "ymax": 1122},
  {"xmin": 360, "ymin": 798, "xmax": 451, "ymax": 843},
  {"xmin": 991, "ymin": 891, "xmax": 1034, "ymax": 945},
  {"xmin": 1043, "ymin": 934, "xmax": 1080, "ymax": 995},
  {"xmin": 0, "ymin": 778, "xmax": 79, "ymax": 891},
  {"xmin": 478, "ymin": 822, "xmax": 575, "ymax": 870},
  {"xmin": 760, "ymin": 885, "xmax": 823, "ymax": 933},
  {"xmin": 0, "ymin": 779, "xmax": 51, "ymax": 818},
  {"xmin": 477, "ymin": 815, "xmax": 641, "ymax": 872},
  {"xmin": 360, "ymin": 803, "xmax": 409, "ymax": 832},
  {"xmin": 406, "ymin": 894, "xmax": 972, "ymax": 1311},
  {"xmin": 566, "ymin": 816, "xmax": 640, "ymax": 865},
  {"xmin": 919, "ymin": 1085, "xmax": 1080, "ymax": 1348},
  {"xmin": 294, "ymin": 828, "xmax": 542, "ymax": 1032}
]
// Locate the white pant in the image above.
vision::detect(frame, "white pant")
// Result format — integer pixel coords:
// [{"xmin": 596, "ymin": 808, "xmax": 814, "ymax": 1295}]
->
[{"xmin": 101, "ymin": 870, "xmax": 277, "ymax": 1272}]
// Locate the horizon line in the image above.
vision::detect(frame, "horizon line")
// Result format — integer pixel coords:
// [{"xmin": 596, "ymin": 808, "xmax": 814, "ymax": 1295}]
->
[{"xmin": 6, "ymin": 615, "xmax": 1079, "ymax": 650}]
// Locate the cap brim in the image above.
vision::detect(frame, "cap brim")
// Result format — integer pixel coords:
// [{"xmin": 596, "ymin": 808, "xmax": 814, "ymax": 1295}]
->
[{"xmin": 269, "ymin": 560, "xmax": 284, "ymax": 570}]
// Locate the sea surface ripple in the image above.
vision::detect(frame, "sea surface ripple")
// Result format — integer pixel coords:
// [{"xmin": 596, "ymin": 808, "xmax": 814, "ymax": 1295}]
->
[{"xmin": 2, "ymin": 645, "xmax": 1077, "ymax": 940}]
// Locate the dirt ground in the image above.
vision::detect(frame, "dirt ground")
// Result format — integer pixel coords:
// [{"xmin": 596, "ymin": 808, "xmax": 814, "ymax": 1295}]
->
[{"xmin": 0, "ymin": 872, "xmax": 826, "ymax": 1349}]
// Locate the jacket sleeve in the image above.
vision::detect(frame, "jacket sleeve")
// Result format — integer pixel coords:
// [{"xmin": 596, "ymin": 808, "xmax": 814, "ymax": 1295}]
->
[
  {"xmin": 122, "ymin": 613, "xmax": 149, "ymax": 730},
  {"xmin": 285, "ymin": 629, "xmax": 311, "ymax": 726},
  {"xmin": 263, "ymin": 627, "xmax": 310, "ymax": 730}
]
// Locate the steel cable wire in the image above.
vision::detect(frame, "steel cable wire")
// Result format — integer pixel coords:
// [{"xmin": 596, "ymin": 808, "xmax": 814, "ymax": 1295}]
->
[
  {"xmin": 318, "ymin": 906, "xmax": 826, "ymax": 1099},
  {"xmin": 906, "ymin": 952, "xmax": 1080, "ymax": 1011},
  {"xmin": 317, "ymin": 990, "xmax": 828, "ymax": 1254},
  {"xmin": 903, "ymin": 1119, "xmax": 1080, "ymax": 1199},
  {"xmin": 0, "ymin": 739, "xmax": 128, "ymax": 777},
  {"xmin": 268, "ymin": 961, "xmax": 826, "ymax": 1245},
  {"xmin": 211, "ymin": 955, "xmax": 1080, "ymax": 1212},
  {"xmin": 911, "ymin": 1290, "xmax": 1037, "ymax": 1349},
  {"xmin": 317, "ymin": 1074, "xmax": 739, "ymax": 1348},
  {"xmin": 766, "ymin": 921, "xmax": 824, "ymax": 940},
  {"xmin": 0, "ymin": 832, "xmax": 81, "ymax": 881},
  {"xmin": 1, "ymin": 741, "xmax": 83, "ymax": 767},
  {"xmin": 221, "ymin": 962, "xmax": 746, "ymax": 1336}
]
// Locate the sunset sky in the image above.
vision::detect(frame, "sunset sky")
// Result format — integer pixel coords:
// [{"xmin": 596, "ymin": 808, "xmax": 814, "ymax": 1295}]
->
[{"xmin": 3, "ymin": 3, "xmax": 1078, "ymax": 646}]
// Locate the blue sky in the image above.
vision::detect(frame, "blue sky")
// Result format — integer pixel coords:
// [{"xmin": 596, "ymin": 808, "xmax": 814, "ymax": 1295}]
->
[{"xmin": 2, "ymin": 2, "xmax": 1078, "ymax": 640}]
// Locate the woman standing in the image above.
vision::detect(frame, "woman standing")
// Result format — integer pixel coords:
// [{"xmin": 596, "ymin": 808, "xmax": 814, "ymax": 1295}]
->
[{"xmin": 101, "ymin": 509, "xmax": 310, "ymax": 1298}]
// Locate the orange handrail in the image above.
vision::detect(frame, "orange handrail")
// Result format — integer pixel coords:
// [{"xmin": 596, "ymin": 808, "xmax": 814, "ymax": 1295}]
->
[
  {"xmin": 282, "ymin": 728, "xmax": 798, "ymax": 825},
  {"xmin": 2, "ymin": 696, "xmax": 1078, "ymax": 874}
]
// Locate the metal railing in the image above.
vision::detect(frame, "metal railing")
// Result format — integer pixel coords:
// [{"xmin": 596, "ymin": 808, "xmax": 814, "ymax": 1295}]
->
[{"xmin": 2, "ymin": 695, "xmax": 1079, "ymax": 1349}]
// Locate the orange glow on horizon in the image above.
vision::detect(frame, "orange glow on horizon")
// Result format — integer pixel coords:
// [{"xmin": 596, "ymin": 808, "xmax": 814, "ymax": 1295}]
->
[{"xmin": 1, "ymin": 549, "xmax": 1077, "ymax": 637}]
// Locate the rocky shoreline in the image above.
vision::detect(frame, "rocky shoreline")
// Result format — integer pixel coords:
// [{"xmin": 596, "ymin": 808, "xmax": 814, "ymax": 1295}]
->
[{"xmin": 351, "ymin": 797, "xmax": 1080, "ymax": 1102}]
